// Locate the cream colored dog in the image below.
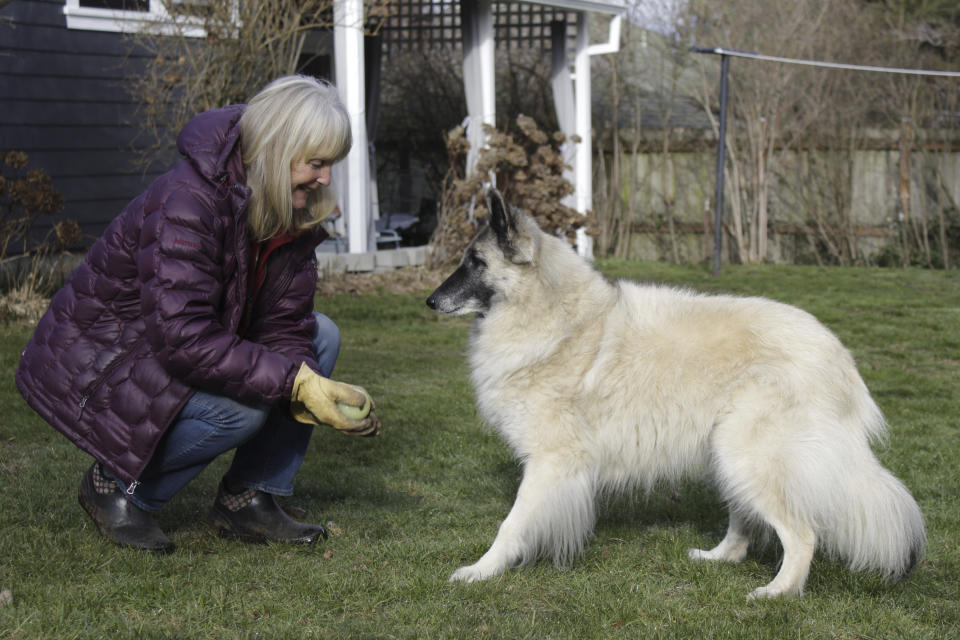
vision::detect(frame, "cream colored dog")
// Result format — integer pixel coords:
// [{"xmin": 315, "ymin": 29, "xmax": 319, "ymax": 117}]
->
[{"xmin": 427, "ymin": 189, "xmax": 925, "ymax": 599}]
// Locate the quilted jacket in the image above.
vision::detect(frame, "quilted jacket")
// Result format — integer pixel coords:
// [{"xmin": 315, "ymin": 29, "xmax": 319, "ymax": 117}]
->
[{"xmin": 15, "ymin": 105, "xmax": 327, "ymax": 486}]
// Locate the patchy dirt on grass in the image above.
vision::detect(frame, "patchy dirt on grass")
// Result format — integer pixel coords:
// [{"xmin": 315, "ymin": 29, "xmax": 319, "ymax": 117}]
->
[{"xmin": 316, "ymin": 266, "xmax": 447, "ymax": 298}]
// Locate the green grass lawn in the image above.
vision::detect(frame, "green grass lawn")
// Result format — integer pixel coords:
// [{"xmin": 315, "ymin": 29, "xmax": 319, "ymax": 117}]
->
[{"xmin": 1, "ymin": 262, "xmax": 957, "ymax": 639}]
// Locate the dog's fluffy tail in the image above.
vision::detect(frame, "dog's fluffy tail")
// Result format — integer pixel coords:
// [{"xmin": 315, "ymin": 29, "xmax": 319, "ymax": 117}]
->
[
  {"xmin": 723, "ymin": 384, "xmax": 926, "ymax": 582},
  {"xmin": 795, "ymin": 398, "xmax": 926, "ymax": 579},
  {"xmin": 819, "ymin": 455, "xmax": 926, "ymax": 579}
]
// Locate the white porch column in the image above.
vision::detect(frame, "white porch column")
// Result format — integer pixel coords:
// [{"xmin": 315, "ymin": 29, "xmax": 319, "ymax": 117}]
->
[
  {"xmin": 334, "ymin": 0, "xmax": 371, "ymax": 253},
  {"xmin": 551, "ymin": 19, "xmax": 576, "ymax": 210},
  {"xmin": 461, "ymin": 0, "xmax": 496, "ymax": 177}
]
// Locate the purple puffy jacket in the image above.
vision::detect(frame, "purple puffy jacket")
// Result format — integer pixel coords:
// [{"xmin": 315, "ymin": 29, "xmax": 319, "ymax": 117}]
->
[{"xmin": 15, "ymin": 105, "xmax": 328, "ymax": 486}]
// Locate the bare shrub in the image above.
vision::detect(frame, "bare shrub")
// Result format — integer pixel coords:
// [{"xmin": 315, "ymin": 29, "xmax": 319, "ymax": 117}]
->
[
  {"xmin": 428, "ymin": 116, "xmax": 594, "ymax": 268},
  {"xmin": 126, "ymin": 0, "xmax": 391, "ymax": 167},
  {"xmin": 0, "ymin": 151, "xmax": 79, "ymax": 322}
]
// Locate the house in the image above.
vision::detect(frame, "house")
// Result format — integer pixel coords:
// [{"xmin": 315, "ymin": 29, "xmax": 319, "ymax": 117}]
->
[
  {"xmin": 1, "ymin": 0, "xmax": 170, "ymax": 244},
  {"xmin": 1, "ymin": 0, "xmax": 624, "ymax": 261}
]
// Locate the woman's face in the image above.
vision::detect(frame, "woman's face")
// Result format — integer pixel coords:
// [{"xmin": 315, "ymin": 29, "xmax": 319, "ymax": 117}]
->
[{"xmin": 290, "ymin": 157, "xmax": 332, "ymax": 209}]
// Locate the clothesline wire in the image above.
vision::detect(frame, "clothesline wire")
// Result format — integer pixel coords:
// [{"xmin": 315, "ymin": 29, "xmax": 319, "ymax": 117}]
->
[{"xmin": 691, "ymin": 46, "xmax": 960, "ymax": 78}]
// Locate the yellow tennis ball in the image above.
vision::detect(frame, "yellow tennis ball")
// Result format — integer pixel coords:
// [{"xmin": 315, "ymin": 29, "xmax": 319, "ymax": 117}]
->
[{"xmin": 337, "ymin": 387, "xmax": 371, "ymax": 420}]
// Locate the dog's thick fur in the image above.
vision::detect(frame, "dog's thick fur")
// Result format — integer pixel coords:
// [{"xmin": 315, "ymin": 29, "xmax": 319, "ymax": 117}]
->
[{"xmin": 426, "ymin": 189, "xmax": 925, "ymax": 599}]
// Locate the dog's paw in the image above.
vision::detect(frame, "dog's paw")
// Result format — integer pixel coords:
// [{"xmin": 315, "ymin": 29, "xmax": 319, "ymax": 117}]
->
[
  {"xmin": 688, "ymin": 547, "xmax": 733, "ymax": 562},
  {"xmin": 687, "ymin": 545, "xmax": 748, "ymax": 563},
  {"xmin": 746, "ymin": 584, "xmax": 800, "ymax": 600},
  {"xmin": 688, "ymin": 548, "xmax": 713, "ymax": 561},
  {"xmin": 448, "ymin": 562, "xmax": 503, "ymax": 583}
]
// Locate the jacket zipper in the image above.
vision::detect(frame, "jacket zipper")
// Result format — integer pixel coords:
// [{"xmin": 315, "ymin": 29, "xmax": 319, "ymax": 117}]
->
[
  {"xmin": 240, "ymin": 242, "xmax": 301, "ymax": 335},
  {"xmin": 76, "ymin": 336, "xmax": 149, "ymax": 496},
  {"xmin": 259, "ymin": 249, "xmax": 300, "ymax": 313}
]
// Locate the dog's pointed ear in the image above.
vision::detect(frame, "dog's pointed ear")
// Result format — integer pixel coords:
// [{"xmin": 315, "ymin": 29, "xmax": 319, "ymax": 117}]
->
[
  {"xmin": 486, "ymin": 187, "xmax": 537, "ymax": 265},
  {"xmin": 487, "ymin": 187, "xmax": 513, "ymax": 249}
]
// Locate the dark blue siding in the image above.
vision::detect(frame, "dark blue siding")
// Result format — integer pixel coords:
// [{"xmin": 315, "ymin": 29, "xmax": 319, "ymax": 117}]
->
[{"xmin": 0, "ymin": 0, "xmax": 172, "ymax": 242}]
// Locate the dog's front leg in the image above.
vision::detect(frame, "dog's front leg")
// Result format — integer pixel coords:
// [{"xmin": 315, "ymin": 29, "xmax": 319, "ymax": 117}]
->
[{"xmin": 449, "ymin": 460, "xmax": 595, "ymax": 583}]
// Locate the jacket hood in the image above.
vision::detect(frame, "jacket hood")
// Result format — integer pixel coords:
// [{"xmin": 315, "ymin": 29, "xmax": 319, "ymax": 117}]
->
[{"xmin": 176, "ymin": 104, "xmax": 246, "ymax": 185}]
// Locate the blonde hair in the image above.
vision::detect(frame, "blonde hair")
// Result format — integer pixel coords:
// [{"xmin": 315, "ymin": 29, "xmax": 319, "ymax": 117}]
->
[{"xmin": 239, "ymin": 75, "xmax": 352, "ymax": 241}]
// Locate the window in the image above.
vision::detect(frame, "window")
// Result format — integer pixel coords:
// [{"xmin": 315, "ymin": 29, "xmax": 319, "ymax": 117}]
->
[{"xmin": 63, "ymin": 0, "xmax": 211, "ymax": 36}]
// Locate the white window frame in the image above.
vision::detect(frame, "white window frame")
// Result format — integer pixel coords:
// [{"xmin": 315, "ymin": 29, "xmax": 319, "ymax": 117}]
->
[{"xmin": 63, "ymin": 1, "xmax": 208, "ymax": 37}]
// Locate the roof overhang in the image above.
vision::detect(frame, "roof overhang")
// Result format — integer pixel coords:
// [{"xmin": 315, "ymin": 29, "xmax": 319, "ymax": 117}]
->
[{"xmin": 516, "ymin": 0, "xmax": 625, "ymax": 15}]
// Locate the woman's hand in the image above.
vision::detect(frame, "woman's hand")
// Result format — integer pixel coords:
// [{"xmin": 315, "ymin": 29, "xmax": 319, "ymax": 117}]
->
[{"xmin": 290, "ymin": 363, "xmax": 381, "ymax": 436}]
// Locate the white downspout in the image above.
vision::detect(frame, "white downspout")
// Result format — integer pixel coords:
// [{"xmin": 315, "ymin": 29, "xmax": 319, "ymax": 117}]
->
[{"xmin": 573, "ymin": 12, "xmax": 622, "ymax": 259}]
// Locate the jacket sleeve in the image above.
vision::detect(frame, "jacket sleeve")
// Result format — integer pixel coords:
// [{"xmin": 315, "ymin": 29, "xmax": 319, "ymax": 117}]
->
[{"xmin": 136, "ymin": 180, "xmax": 299, "ymax": 404}]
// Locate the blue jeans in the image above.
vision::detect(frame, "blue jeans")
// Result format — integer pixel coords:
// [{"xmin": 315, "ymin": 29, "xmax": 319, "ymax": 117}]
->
[{"xmin": 120, "ymin": 313, "xmax": 340, "ymax": 512}]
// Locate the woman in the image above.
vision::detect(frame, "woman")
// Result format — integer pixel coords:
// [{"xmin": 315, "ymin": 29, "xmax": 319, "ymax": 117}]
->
[{"xmin": 15, "ymin": 75, "xmax": 380, "ymax": 553}]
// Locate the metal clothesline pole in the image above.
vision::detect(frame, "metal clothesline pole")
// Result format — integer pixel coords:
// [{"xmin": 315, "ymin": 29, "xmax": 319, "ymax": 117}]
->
[
  {"xmin": 691, "ymin": 46, "xmax": 740, "ymax": 275},
  {"xmin": 712, "ymin": 53, "xmax": 729, "ymax": 276}
]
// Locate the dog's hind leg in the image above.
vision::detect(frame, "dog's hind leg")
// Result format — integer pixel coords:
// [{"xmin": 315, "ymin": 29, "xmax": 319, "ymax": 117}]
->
[
  {"xmin": 449, "ymin": 459, "xmax": 595, "ymax": 583},
  {"xmin": 747, "ymin": 515, "xmax": 816, "ymax": 600},
  {"xmin": 688, "ymin": 510, "xmax": 750, "ymax": 563}
]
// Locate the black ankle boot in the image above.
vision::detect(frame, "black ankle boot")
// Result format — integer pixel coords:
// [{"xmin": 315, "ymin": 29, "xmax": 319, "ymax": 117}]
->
[
  {"xmin": 78, "ymin": 464, "xmax": 174, "ymax": 553},
  {"xmin": 208, "ymin": 482, "xmax": 327, "ymax": 544}
]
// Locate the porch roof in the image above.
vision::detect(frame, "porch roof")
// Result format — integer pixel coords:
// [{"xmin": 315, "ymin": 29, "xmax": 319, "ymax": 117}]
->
[{"xmin": 335, "ymin": 0, "xmax": 626, "ymax": 259}]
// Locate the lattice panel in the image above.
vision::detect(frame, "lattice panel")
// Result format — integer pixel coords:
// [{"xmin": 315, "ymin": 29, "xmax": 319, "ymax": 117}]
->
[{"xmin": 379, "ymin": 1, "xmax": 577, "ymax": 52}]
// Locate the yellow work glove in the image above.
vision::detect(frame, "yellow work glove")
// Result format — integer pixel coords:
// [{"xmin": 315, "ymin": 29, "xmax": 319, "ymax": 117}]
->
[{"xmin": 290, "ymin": 363, "xmax": 381, "ymax": 437}]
